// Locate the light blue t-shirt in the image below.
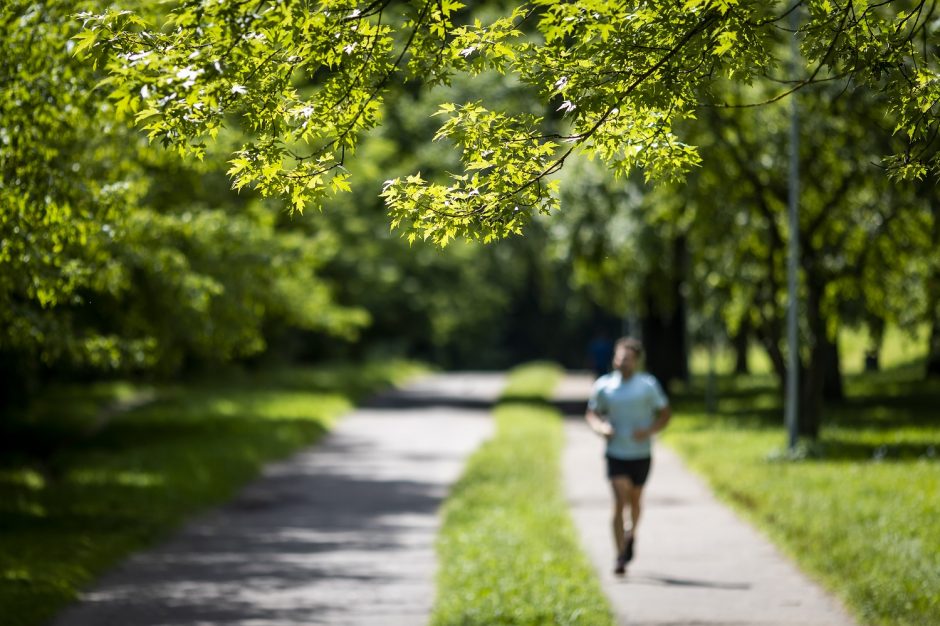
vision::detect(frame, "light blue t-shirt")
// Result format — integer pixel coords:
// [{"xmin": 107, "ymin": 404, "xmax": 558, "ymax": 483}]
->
[{"xmin": 588, "ymin": 371, "xmax": 669, "ymax": 460}]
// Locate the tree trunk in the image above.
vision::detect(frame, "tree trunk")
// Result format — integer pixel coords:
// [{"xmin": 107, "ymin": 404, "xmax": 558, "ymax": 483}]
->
[
  {"xmin": 927, "ymin": 320, "xmax": 940, "ymax": 378},
  {"xmin": 641, "ymin": 298, "xmax": 688, "ymax": 393},
  {"xmin": 798, "ymin": 356, "xmax": 823, "ymax": 439},
  {"xmin": 798, "ymin": 279, "xmax": 829, "ymax": 440},
  {"xmin": 821, "ymin": 331, "xmax": 844, "ymax": 402},
  {"xmin": 862, "ymin": 316, "xmax": 885, "ymax": 372},
  {"xmin": 925, "ymin": 258, "xmax": 940, "ymax": 377},
  {"xmin": 732, "ymin": 319, "xmax": 750, "ymax": 375},
  {"xmin": 640, "ymin": 237, "xmax": 690, "ymax": 391},
  {"xmin": 0, "ymin": 350, "xmax": 38, "ymax": 414},
  {"xmin": 754, "ymin": 317, "xmax": 787, "ymax": 388},
  {"xmin": 927, "ymin": 198, "xmax": 940, "ymax": 378}
]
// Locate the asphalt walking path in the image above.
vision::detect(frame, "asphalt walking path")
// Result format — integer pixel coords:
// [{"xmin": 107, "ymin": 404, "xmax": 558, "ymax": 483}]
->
[
  {"xmin": 51, "ymin": 373, "xmax": 503, "ymax": 626},
  {"xmin": 557, "ymin": 372, "xmax": 859, "ymax": 626}
]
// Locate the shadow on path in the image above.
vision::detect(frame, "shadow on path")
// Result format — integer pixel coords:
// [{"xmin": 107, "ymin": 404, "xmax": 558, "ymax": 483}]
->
[
  {"xmin": 363, "ymin": 393, "xmax": 497, "ymax": 411},
  {"xmin": 52, "ymin": 373, "xmax": 502, "ymax": 626},
  {"xmin": 620, "ymin": 572, "xmax": 751, "ymax": 591}
]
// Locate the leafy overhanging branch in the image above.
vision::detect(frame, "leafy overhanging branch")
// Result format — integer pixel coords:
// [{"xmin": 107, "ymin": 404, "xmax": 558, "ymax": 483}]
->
[{"xmin": 78, "ymin": 0, "xmax": 940, "ymax": 244}]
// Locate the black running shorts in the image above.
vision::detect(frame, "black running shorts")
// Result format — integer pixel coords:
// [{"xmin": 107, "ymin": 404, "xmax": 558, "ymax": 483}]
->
[{"xmin": 605, "ymin": 455, "xmax": 652, "ymax": 486}]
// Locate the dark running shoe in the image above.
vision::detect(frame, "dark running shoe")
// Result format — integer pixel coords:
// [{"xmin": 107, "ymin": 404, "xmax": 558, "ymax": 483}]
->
[
  {"xmin": 614, "ymin": 553, "xmax": 627, "ymax": 576},
  {"xmin": 623, "ymin": 532, "xmax": 635, "ymax": 563}
]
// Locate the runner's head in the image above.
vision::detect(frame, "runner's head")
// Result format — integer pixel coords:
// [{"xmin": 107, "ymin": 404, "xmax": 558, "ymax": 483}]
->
[{"xmin": 612, "ymin": 337, "xmax": 643, "ymax": 377}]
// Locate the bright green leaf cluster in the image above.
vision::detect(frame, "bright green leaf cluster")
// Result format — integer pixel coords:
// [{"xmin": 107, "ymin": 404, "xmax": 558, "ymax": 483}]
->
[{"xmin": 78, "ymin": 1, "xmax": 940, "ymax": 245}]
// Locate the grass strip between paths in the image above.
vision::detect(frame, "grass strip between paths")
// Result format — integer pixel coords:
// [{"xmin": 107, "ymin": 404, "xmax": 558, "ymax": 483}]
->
[
  {"xmin": 0, "ymin": 361, "xmax": 426, "ymax": 626},
  {"xmin": 432, "ymin": 363, "xmax": 614, "ymax": 626}
]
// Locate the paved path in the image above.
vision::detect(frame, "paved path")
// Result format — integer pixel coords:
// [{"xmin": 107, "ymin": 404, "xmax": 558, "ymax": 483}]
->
[
  {"xmin": 52, "ymin": 373, "xmax": 502, "ymax": 626},
  {"xmin": 557, "ymin": 373, "xmax": 859, "ymax": 626}
]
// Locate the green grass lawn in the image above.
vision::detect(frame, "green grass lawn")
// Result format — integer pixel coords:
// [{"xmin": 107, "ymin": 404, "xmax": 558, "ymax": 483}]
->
[
  {"xmin": 0, "ymin": 361, "xmax": 425, "ymax": 626},
  {"xmin": 432, "ymin": 363, "xmax": 613, "ymax": 626},
  {"xmin": 665, "ymin": 367, "xmax": 939, "ymax": 626}
]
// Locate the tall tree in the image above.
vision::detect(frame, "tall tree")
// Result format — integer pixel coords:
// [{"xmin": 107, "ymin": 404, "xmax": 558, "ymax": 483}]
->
[
  {"xmin": 685, "ymin": 83, "xmax": 933, "ymax": 437},
  {"xmin": 922, "ymin": 194, "xmax": 940, "ymax": 377}
]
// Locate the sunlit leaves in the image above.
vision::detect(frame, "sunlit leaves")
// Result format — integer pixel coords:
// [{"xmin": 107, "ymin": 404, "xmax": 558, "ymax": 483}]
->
[
  {"xmin": 79, "ymin": 0, "xmax": 761, "ymax": 242},
  {"xmin": 1, "ymin": 1, "xmax": 141, "ymax": 366},
  {"xmin": 800, "ymin": 0, "xmax": 940, "ymax": 180},
  {"xmin": 2, "ymin": 1, "xmax": 365, "ymax": 373},
  {"xmin": 383, "ymin": 103, "xmax": 561, "ymax": 244},
  {"xmin": 80, "ymin": 1, "xmax": 940, "ymax": 245},
  {"xmin": 83, "ymin": 1, "xmax": 401, "ymax": 214},
  {"xmin": 713, "ymin": 30, "xmax": 738, "ymax": 56}
]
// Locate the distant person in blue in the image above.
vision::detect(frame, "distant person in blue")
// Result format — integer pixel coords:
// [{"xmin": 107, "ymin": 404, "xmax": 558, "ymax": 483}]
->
[
  {"xmin": 585, "ymin": 337, "xmax": 671, "ymax": 575},
  {"xmin": 588, "ymin": 331, "xmax": 615, "ymax": 378}
]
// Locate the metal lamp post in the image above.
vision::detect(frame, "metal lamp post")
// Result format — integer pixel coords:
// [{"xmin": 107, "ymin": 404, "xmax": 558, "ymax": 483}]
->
[{"xmin": 785, "ymin": 7, "xmax": 801, "ymax": 451}]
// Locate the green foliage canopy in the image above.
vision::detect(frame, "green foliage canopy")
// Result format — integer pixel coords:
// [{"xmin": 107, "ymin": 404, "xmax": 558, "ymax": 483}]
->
[
  {"xmin": 1, "ymin": 1, "xmax": 366, "ymax": 377},
  {"xmin": 84, "ymin": 1, "xmax": 940, "ymax": 244}
]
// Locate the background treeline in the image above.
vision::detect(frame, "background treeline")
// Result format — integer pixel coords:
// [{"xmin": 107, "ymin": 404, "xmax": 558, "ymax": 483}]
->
[{"xmin": 1, "ymin": 1, "xmax": 618, "ymax": 412}]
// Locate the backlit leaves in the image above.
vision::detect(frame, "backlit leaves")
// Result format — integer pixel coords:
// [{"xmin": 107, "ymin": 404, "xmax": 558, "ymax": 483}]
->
[{"xmin": 80, "ymin": 1, "xmax": 940, "ymax": 244}]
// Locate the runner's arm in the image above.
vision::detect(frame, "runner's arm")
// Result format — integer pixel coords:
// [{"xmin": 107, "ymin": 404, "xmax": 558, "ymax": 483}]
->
[
  {"xmin": 585, "ymin": 408, "xmax": 614, "ymax": 439},
  {"xmin": 632, "ymin": 405, "xmax": 671, "ymax": 441}
]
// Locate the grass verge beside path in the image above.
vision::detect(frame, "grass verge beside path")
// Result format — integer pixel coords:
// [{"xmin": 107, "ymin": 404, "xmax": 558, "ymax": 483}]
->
[
  {"xmin": 432, "ymin": 363, "xmax": 614, "ymax": 626},
  {"xmin": 0, "ymin": 360, "xmax": 425, "ymax": 626},
  {"xmin": 665, "ymin": 371, "xmax": 939, "ymax": 626}
]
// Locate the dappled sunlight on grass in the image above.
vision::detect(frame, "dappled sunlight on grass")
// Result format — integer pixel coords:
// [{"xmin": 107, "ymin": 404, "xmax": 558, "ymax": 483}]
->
[
  {"xmin": 67, "ymin": 470, "xmax": 166, "ymax": 488},
  {"xmin": 0, "ymin": 470, "xmax": 47, "ymax": 491},
  {"xmin": 0, "ymin": 360, "xmax": 424, "ymax": 626},
  {"xmin": 840, "ymin": 325, "xmax": 930, "ymax": 374},
  {"xmin": 689, "ymin": 324, "xmax": 929, "ymax": 379}
]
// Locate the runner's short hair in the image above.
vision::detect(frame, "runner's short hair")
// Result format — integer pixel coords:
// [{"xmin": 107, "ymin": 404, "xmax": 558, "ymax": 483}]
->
[{"xmin": 615, "ymin": 337, "xmax": 644, "ymax": 357}]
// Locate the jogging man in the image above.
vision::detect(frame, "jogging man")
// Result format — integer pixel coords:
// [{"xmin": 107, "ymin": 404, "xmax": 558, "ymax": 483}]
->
[{"xmin": 585, "ymin": 337, "xmax": 671, "ymax": 575}]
